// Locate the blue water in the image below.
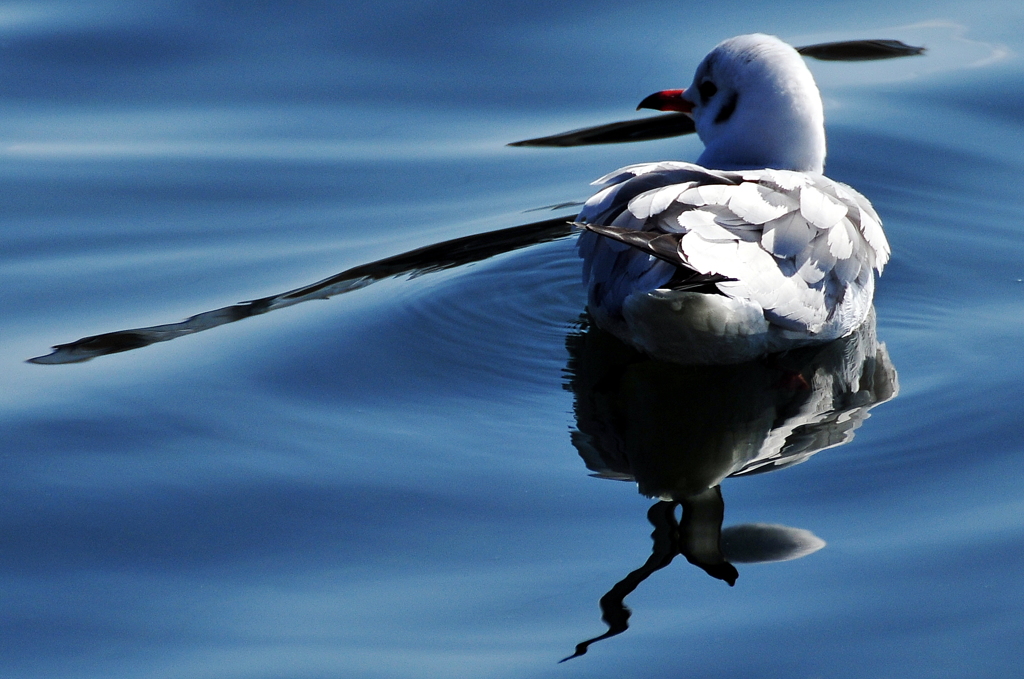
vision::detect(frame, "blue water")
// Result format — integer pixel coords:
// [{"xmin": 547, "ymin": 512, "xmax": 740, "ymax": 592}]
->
[{"xmin": 3, "ymin": 2, "xmax": 1024, "ymax": 678}]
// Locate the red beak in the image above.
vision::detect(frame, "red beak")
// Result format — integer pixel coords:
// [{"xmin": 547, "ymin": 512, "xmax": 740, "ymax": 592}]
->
[{"xmin": 637, "ymin": 89, "xmax": 694, "ymax": 114}]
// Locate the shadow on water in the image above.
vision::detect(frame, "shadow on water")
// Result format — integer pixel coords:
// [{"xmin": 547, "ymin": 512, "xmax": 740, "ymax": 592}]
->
[
  {"xmin": 27, "ymin": 215, "xmax": 577, "ymax": 364},
  {"xmin": 509, "ymin": 39, "xmax": 924, "ymax": 148},
  {"xmin": 560, "ymin": 312, "xmax": 898, "ymax": 660}
]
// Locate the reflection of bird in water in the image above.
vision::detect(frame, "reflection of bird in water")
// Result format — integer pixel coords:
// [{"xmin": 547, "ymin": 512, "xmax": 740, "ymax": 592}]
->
[
  {"xmin": 561, "ymin": 310, "xmax": 897, "ymax": 660},
  {"xmin": 576, "ymin": 34, "xmax": 890, "ymax": 364}
]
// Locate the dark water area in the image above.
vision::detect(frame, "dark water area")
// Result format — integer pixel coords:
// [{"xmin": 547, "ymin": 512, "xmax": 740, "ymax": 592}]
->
[{"xmin": 2, "ymin": 2, "xmax": 1024, "ymax": 678}]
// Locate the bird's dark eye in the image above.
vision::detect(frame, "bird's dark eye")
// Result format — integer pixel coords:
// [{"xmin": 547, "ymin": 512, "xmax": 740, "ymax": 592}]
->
[{"xmin": 698, "ymin": 80, "xmax": 718, "ymax": 101}]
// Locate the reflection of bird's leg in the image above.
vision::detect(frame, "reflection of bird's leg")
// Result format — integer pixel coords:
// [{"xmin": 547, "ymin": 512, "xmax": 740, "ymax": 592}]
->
[
  {"xmin": 560, "ymin": 501, "xmax": 680, "ymax": 662},
  {"xmin": 679, "ymin": 486, "xmax": 739, "ymax": 585}
]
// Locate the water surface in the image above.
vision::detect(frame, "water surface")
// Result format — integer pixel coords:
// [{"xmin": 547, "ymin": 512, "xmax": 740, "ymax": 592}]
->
[{"xmin": 2, "ymin": 2, "xmax": 1024, "ymax": 678}]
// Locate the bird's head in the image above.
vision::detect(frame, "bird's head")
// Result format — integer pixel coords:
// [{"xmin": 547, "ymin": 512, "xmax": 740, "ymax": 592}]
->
[{"xmin": 639, "ymin": 34, "xmax": 826, "ymax": 174}]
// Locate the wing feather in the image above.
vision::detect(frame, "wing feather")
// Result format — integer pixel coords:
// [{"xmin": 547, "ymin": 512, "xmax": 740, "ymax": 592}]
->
[
  {"xmin": 728, "ymin": 181, "xmax": 796, "ymax": 224},
  {"xmin": 826, "ymin": 216, "xmax": 854, "ymax": 259},
  {"xmin": 679, "ymin": 210, "xmax": 741, "ymax": 241},
  {"xmin": 762, "ymin": 210, "xmax": 814, "ymax": 258},
  {"xmin": 800, "ymin": 185, "xmax": 849, "ymax": 230}
]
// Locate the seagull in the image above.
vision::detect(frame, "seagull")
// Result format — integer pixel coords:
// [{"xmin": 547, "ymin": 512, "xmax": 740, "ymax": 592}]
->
[{"xmin": 576, "ymin": 34, "xmax": 889, "ymax": 364}]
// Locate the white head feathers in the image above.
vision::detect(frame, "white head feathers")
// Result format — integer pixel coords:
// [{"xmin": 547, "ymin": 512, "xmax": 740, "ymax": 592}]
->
[{"xmin": 685, "ymin": 34, "xmax": 827, "ymax": 174}]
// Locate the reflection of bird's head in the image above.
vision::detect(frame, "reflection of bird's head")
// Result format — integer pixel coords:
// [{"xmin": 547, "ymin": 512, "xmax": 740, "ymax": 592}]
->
[{"xmin": 721, "ymin": 523, "xmax": 826, "ymax": 563}]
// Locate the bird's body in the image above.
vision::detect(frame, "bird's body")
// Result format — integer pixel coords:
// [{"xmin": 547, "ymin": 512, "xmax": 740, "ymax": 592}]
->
[{"xmin": 577, "ymin": 34, "xmax": 889, "ymax": 364}]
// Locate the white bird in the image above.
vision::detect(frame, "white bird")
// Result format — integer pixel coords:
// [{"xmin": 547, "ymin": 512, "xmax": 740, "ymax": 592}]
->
[{"xmin": 577, "ymin": 34, "xmax": 889, "ymax": 364}]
